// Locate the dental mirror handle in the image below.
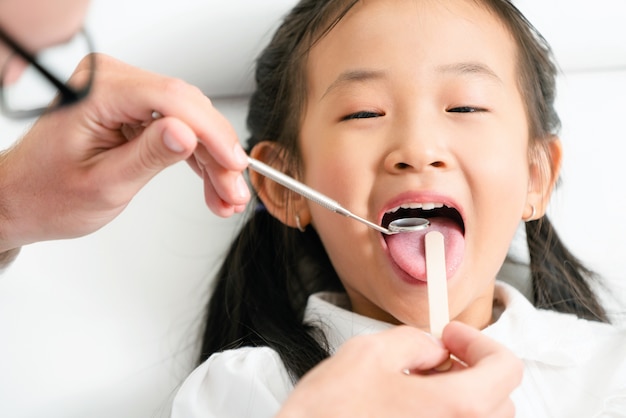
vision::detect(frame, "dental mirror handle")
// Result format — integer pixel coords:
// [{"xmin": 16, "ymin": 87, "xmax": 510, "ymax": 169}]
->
[{"xmin": 247, "ymin": 157, "xmax": 393, "ymax": 235}]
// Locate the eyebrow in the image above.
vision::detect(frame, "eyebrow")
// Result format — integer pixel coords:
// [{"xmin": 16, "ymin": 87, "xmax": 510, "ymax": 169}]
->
[
  {"xmin": 436, "ymin": 62, "xmax": 502, "ymax": 83},
  {"xmin": 321, "ymin": 62, "xmax": 501, "ymax": 100},
  {"xmin": 321, "ymin": 69, "xmax": 387, "ymax": 99}
]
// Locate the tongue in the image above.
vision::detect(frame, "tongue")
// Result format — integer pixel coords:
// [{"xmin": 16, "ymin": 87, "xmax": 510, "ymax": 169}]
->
[{"xmin": 385, "ymin": 217, "xmax": 464, "ymax": 281}]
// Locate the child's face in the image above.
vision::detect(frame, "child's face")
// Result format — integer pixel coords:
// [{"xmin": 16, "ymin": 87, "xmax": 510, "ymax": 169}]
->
[{"xmin": 299, "ymin": 0, "xmax": 534, "ymax": 329}]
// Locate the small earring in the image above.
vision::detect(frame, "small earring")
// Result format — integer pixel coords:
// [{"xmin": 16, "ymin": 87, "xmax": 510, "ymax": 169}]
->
[
  {"xmin": 523, "ymin": 204, "xmax": 536, "ymax": 222},
  {"xmin": 295, "ymin": 214, "xmax": 306, "ymax": 232}
]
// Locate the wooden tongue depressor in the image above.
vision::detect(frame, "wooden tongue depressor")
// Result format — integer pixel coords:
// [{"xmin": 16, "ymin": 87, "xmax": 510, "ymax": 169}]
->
[{"xmin": 425, "ymin": 231, "xmax": 449, "ymax": 339}]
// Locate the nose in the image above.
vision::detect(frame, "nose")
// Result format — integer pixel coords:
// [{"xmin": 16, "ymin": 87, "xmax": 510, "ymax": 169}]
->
[{"xmin": 383, "ymin": 117, "xmax": 450, "ymax": 174}]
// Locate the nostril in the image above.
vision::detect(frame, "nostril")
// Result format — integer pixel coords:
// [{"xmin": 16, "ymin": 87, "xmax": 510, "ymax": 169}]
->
[
  {"xmin": 391, "ymin": 160, "xmax": 445, "ymax": 171},
  {"xmin": 395, "ymin": 162, "xmax": 412, "ymax": 170}
]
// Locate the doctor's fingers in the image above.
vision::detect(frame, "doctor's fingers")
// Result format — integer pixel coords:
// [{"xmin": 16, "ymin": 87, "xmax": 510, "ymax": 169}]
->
[
  {"xmin": 340, "ymin": 326, "xmax": 449, "ymax": 373},
  {"xmin": 74, "ymin": 54, "xmax": 249, "ymax": 174},
  {"xmin": 194, "ymin": 146, "xmax": 250, "ymax": 216},
  {"xmin": 442, "ymin": 322, "xmax": 523, "ymax": 400}
]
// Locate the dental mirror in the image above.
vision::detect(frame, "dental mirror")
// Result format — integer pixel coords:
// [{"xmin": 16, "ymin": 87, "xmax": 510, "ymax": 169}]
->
[
  {"xmin": 388, "ymin": 217, "xmax": 430, "ymax": 233},
  {"xmin": 247, "ymin": 157, "xmax": 430, "ymax": 235}
]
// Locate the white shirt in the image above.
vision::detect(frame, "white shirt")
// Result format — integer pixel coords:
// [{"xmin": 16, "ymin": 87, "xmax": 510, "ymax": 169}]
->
[{"xmin": 171, "ymin": 282, "xmax": 626, "ymax": 417}]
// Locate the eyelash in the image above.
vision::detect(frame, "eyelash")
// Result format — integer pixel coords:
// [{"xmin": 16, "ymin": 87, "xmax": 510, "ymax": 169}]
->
[
  {"xmin": 341, "ymin": 106, "xmax": 485, "ymax": 120},
  {"xmin": 447, "ymin": 106, "xmax": 486, "ymax": 113},
  {"xmin": 342, "ymin": 111, "xmax": 383, "ymax": 121}
]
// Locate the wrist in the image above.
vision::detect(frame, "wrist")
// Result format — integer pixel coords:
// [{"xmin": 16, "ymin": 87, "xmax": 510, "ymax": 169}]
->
[
  {"xmin": 0, "ymin": 150, "xmax": 23, "ymax": 253},
  {"xmin": 0, "ymin": 247, "xmax": 21, "ymax": 270},
  {"xmin": 0, "ymin": 168, "xmax": 23, "ymax": 268}
]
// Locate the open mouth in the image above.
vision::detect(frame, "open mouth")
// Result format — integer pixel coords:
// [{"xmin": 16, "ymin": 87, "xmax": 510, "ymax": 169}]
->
[
  {"xmin": 381, "ymin": 202, "xmax": 466, "ymax": 283},
  {"xmin": 381, "ymin": 203, "xmax": 465, "ymax": 235}
]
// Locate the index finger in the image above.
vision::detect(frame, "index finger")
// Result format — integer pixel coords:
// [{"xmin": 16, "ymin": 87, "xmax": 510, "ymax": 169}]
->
[
  {"xmin": 85, "ymin": 54, "xmax": 249, "ymax": 172},
  {"xmin": 149, "ymin": 83, "xmax": 248, "ymax": 172},
  {"xmin": 442, "ymin": 321, "xmax": 523, "ymax": 391},
  {"xmin": 344, "ymin": 326, "xmax": 449, "ymax": 373}
]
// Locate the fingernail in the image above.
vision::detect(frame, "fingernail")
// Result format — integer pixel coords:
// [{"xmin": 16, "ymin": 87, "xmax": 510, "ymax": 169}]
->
[
  {"xmin": 434, "ymin": 357, "xmax": 453, "ymax": 372},
  {"xmin": 236, "ymin": 175, "xmax": 250, "ymax": 200},
  {"xmin": 234, "ymin": 204, "xmax": 248, "ymax": 214},
  {"xmin": 233, "ymin": 143, "xmax": 248, "ymax": 166},
  {"xmin": 163, "ymin": 130, "xmax": 185, "ymax": 153}
]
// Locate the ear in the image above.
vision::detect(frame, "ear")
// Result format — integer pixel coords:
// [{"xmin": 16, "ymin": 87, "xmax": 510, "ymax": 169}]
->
[
  {"xmin": 524, "ymin": 136, "xmax": 562, "ymax": 220},
  {"xmin": 249, "ymin": 141, "xmax": 311, "ymax": 230}
]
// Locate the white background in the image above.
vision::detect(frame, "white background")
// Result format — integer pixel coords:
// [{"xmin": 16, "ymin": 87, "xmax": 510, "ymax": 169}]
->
[{"xmin": 1, "ymin": 1, "xmax": 625, "ymax": 417}]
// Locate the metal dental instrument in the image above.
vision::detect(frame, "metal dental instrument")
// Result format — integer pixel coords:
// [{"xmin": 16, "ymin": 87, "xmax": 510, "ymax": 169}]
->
[
  {"xmin": 247, "ymin": 157, "xmax": 429, "ymax": 234},
  {"xmin": 149, "ymin": 112, "xmax": 427, "ymax": 233},
  {"xmin": 388, "ymin": 216, "xmax": 430, "ymax": 233}
]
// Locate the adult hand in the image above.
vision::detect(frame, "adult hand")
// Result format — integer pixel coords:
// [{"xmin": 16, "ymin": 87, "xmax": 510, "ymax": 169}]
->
[
  {"xmin": 0, "ymin": 53, "xmax": 250, "ymax": 253},
  {"xmin": 277, "ymin": 322, "xmax": 523, "ymax": 418}
]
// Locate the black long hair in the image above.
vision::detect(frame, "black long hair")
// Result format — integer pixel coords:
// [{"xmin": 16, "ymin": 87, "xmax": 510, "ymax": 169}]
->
[
  {"xmin": 484, "ymin": 0, "xmax": 608, "ymax": 322},
  {"xmin": 198, "ymin": 0, "xmax": 608, "ymax": 383}
]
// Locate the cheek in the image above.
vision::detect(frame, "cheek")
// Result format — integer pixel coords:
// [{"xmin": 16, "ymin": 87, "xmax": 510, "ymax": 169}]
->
[
  {"xmin": 469, "ymin": 163, "xmax": 529, "ymax": 287},
  {"xmin": 461, "ymin": 128, "xmax": 530, "ymax": 245},
  {"xmin": 303, "ymin": 150, "xmax": 368, "ymax": 240},
  {"xmin": 461, "ymin": 119, "xmax": 530, "ymax": 200},
  {"xmin": 470, "ymin": 148, "xmax": 529, "ymax": 220},
  {"xmin": 300, "ymin": 135, "xmax": 380, "ymax": 282},
  {"xmin": 300, "ymin": 129, "xmax": 371, "ymax": 206}
]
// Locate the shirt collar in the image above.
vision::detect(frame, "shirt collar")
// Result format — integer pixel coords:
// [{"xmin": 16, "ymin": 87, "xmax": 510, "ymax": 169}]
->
[
  {"xmin": 304, "ymin": 282, "xmax": 604, "ymax": 368},
  {"xmin": 484, "ymin": 281, "xmax": 603, "ymax": 368},
  {"xmin": 303, "ymin": 292, "xmax": 393, "ymax": 354}
]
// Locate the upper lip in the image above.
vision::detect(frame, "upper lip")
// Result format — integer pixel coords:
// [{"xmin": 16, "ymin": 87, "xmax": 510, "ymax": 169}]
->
[{"xmin": 379, "ymin": 193, "xmax": 465, "ymax": 233}]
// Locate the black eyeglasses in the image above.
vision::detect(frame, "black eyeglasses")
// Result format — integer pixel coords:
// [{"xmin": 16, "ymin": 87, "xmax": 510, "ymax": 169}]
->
[{"xmin": 0, "ymin": 27, "xmax": 95, "ymax": 119}]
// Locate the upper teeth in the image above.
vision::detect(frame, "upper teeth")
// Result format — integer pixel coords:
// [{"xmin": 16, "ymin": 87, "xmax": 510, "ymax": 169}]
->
[{"xmin": 387, "ymin": 202, "xmax": 445, "ymax": 213}]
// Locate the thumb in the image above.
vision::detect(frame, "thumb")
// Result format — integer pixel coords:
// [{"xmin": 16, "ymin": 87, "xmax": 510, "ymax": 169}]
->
[
  {"xmin": 442, "ymin": 321, "xmax": 487, "ymax": 365},
  {"xmin": 71, "ymin": 117, "xmax": 198, "ymax": 219},
  {"xmin": 370, "ymin": 326, "xmax": 449, "ymax": 372},
  {"xmin": 119, "ymin": 117, "xmax": 197, "ymax": 184}
]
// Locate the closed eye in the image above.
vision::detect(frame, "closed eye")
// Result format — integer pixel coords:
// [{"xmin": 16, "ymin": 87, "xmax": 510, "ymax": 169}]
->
[
  {"xmin": 342, "ymin": 111, "xmax": 384, "ymax": 121},
  {"xmin": 447, "ymin": 106, "xmax": 486, "ymax": 113}
]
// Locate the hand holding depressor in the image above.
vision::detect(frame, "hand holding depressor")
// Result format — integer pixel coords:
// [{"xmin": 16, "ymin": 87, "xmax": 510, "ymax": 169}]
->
[{"xmin": 277, "ymin": 322, "xmax": 523, "ymax": 418}]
